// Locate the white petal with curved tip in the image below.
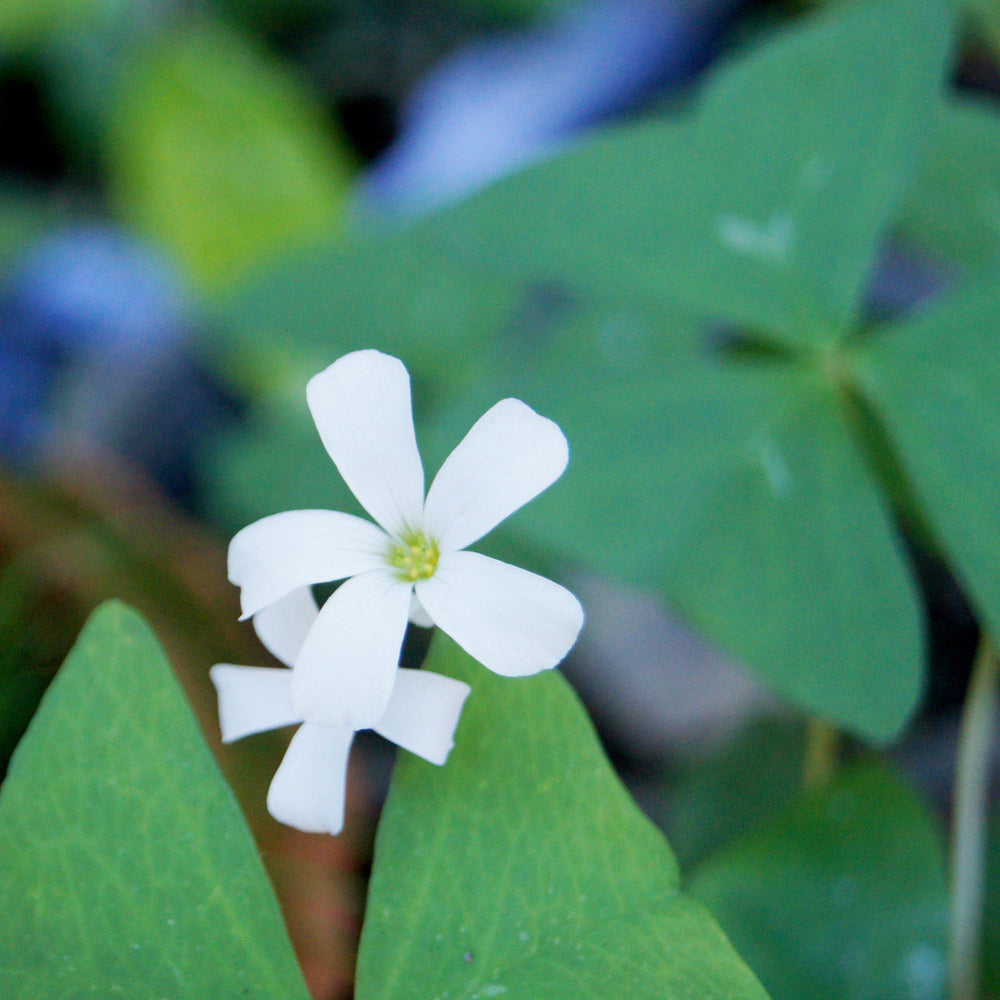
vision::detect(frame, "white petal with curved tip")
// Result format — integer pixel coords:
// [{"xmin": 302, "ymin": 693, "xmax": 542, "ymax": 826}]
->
[
  {"xmin": 415, "ymin": 550, "xmax": 584, "ymax": 677},
  {"xmin": 291, "ymin": 569, "xmax": 412, "ymax": 730},
  {"xmin": 253, "ymin": 586, "xmax": 319, "ymax": 667},
  {"xmin": 422, "ymin": 398, "xmax": 568, "ymax": 552},
  {"xmin": 230, "ymin": 510, "xmax": 388, "ymax": 618},
  {"xmin": 307, "ymin": 350, "xmax": 425, "ymax": 538},
  {"xmin": 373, "ymin": 668, "xmax": 471, "ymax": 765},
  {"xmin": 266, "ymin": 723, "xmax": 354, "ymax": 835},
  {"xmin": 209, "ymin": 665, "xmax": 301, "ymax": 743}
]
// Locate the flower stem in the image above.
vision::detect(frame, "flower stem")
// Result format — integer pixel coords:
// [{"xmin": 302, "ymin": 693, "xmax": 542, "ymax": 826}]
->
[
  {"xmin": 802, "ymin": 718, "xmax": 839, "ymax": 790},
  {"xmin": 949, "ymin": 634, "xmax": 999, "ymax": 1000}
]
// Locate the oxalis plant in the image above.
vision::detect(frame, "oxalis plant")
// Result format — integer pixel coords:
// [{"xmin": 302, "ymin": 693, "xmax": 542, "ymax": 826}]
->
[{"xmin": 3, "ymin": 0, "xmax": 1000, "ymax": 997}]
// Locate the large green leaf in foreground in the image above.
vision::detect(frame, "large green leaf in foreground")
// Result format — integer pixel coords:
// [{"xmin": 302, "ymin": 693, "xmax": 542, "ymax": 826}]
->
[
  {"xmin": 0, "ymin": 601, "xmax": 310, "ymax": 1000},
  {"xmin": 357, "ymin": 634, "xmax": 770, "ymax": 1000}
]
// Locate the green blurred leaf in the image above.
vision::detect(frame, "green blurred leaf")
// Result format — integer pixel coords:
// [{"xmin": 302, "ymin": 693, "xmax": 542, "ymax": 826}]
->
[
  {"xmin": 690, "ymin": 763, "xmax": 949, "ymax": 1000},
  {"xmin": 0, "ymin": 0, "xmax": 106, "ymax": 50},
  {"xmin": 0, "ymin": 194, "xmax": 40, "ymax": 271},
  {"xmin": 0, "ymin": 601, "xmax": 310, "ymax": 1000},
  {"xmin": 656, "ymin": 719, "xmax": 807, "ymax": 872},
  {"xmin": 199, "ymin": 388, "xmax": 357, "ymax": 533},
  {"xmin": 645, "ymin": 369, "xmax": 921, "ymax": 741},
  {"xmin": 207, "ymin": 234, "xmax": 531, "ymax": 530},
  {"xmin": 859, "ymin": 276, "xmax": 1000, "ymax": 637},
  {"xmin": 436, "ymin": 331, "xmax": 923, "ymax": 742},
  {"xmin": 222, "ymin": 232, "xmax": 522, "ymax": 394},
  {"xmin": 965, "ymin": 0, "xmax": 1000, "ymax": 58},
  {"xmin": 107, "ymin": 21, "xmax": 352, "ymax": 291},
  {"xmin": 418, "ymin": 0, "xmax": 953, "ymax": 348},
  {"xmin": 898, "ymin": 97, "xmax": 1000, "ymax": 271},
  {"xmin": 985, "ymin": 807, "xmax": 1000, "ymax": 995},
  {"xmin": 358, "ymin": 632, "xmax": 771, "ymax": 1000}
]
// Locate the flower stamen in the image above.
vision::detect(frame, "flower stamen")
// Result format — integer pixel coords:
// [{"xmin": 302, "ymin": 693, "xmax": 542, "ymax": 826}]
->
[{"xmin": 388, "ymin": 532, "xmax": 440, "ymax": 582}]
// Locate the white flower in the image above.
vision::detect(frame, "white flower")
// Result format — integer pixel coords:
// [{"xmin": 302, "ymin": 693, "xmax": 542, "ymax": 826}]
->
[
  {"xmin": 211, "ymin": 587, "xmax": 471, "ymax": 834},
  {"xmin": 229, "ymin": 349, "xmax": 584, "ymax": 731}
]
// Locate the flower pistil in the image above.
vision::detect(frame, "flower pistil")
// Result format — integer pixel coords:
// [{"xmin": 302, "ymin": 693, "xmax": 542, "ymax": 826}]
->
[{"xmin": 388, "ymin": 531, "xmax": 440, "ymax": 582}]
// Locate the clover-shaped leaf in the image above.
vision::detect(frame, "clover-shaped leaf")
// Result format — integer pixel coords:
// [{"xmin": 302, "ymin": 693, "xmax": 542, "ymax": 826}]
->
[
  {"xmin": 499, "ymin": 345, "xmax": 924, "ymax": 742},
  {"xmin": 358, "ymin": 632, "xmax": 771, "ymax": 1000},
  {"xmin": 859, "ymin": 275, "xmax": 1000, "ymax": 639},
  {"xmin": 0, "ymin": 602, "xmax": 310, "ymax": 1000},
  {"xmin": 420, "ymin": 0, "xmax": 954, "ymax": 348},
  {"xmin": 407, "ymin": 0, "xmax": 961, "ymax": 743}
]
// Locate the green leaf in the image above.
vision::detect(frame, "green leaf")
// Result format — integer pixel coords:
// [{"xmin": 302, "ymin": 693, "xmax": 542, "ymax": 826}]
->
[
  {"xmin": 419, "ymin": 0, "xmax": 954, "ymax": 347},
  {"xmin": 478, "ymin": 341, "xmax": 923, "ymax": 742},
  {"xmin": 205, "ymin": 234, "xmax": 525, "ymax": 529},
  {"xmin": 357, "ymin": 633, "xmax": 771, "ymax": 1000},
  {"xmin": 221, "ymin": 232, "xmax": 521, "ymax": 394},
  {"xmin": 984, "ymin": 807, "xmax": 1000, "ymax": 996},
  {"xmin": 0, "ymin": 601, "xmax": 310, "ymax": 1000},
  {"xmin": 858, "ymin": 276, "xmax": 1000, "ymax": 637},
  {"xmin": 656, "ymin": 719, "xmax": 807, "ymax": 872},
  {"xmin": 107, "ymin": 22, "xmax": 352, "ymax": 291},
  {"xmin": 689, "ymin": 763, "xmax": 949, "ymax": 1000},
  {"xmin": 966, "ymin": 0, "xmax": 1000, "ymax": 60},
  {"xmin": 898, "ymin": 97, "xmax": 1000, "ymax": 271},
  {"xmin": 652, "ymin": 370, "xmax": 921, "ymax": 741},
  {"xmin": 0, "ymin": 0, "xmax": 102, "ymax": 51},
  {"xmin": 199, "ymin": 388, "xmax": 358, "ymax": 533}
]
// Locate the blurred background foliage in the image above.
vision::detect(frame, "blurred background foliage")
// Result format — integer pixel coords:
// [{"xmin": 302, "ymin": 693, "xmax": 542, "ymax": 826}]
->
[{"xmin": 2, "ymin": 0, "xmax": 1000, "ymax": 997}]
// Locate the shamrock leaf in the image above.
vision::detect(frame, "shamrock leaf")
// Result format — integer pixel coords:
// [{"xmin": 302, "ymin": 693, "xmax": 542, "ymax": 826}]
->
[
  {"xmin": 357, "ymin": 632, "xmax": 771, "ymax": 1000},
  {"xmin": 858, "ymin": 274, "xmax": 1000, "ymax": 638},
  {"xmin": 418, "ymin": 0, "xmax": 954, "ymax": 348},
  {"xmin": 406, "ymin": 0, "xmax": 961, "ymax": 742},
  {"xmin": 0, "ymin": 601, "xmax": 310, "ymax": 1000}
]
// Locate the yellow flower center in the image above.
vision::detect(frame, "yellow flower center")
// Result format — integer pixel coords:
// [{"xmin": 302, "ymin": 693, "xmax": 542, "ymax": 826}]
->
[{"xmin": 388, "ymin": 531, "xmax": 440, "ymax": 582}]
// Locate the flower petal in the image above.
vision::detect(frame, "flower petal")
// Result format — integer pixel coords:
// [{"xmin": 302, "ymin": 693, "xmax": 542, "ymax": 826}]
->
[
  {"xmin": 209, "ymin": 665, "xmax": 301, "ymax": 742},
  {"xmin": 415, "ymin": 550, "xmax": 584, "ymax": 676},
  {"xmin": 230, "ymin": 510, "xmax": 388, "ymax": 619},
  {"xmin": 373, "ymin": 668, "xmax": 471, "ymax": 765},
  {"xmin": 307, "ymin": 350, "xmax": 425, "ymax": 538},
  {"xmin": 422, "ymin": 398, "xmax": 569, "ymax": 552},
  {"xmin": 253, "ymin": 586, "xmax": 319, "ymax": 667},
  {"xmin": 266, "ymin": 723, "xmax": 354, "ymax": 835},
  {"xmin": 407, "ymin": 591, "xmax": 434, "ymax": 628},
  {"xmin": 291, "ymin": 569, "xmax": 413, "ymax": 729}
]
